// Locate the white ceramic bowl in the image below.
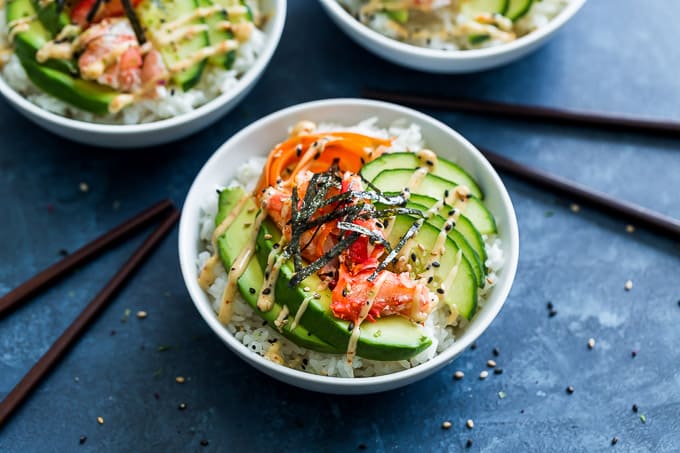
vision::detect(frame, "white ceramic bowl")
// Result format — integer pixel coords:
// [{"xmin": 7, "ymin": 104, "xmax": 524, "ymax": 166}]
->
[
  {"xmin": 0, "ymin": 0, "xmax": 285, "ymax": 148},
  {"xmin": 318, "ymin": 0, "xmax": 586, "ymax": 73},
  {"xmin": 179, "ymin": 98, "xmax": 519, "ymax": 394}
]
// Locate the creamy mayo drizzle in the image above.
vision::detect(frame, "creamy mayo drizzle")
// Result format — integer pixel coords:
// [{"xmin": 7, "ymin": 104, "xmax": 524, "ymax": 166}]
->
[
  {"xmin": 8, "ymin": 16, "xmax": 36, "ymax": 42},
  {"xmin": 217, "ymin": 208, "xmax": 268, "ymax": 325},
  {"xmin": 197, "ymin": 193, "xmax": 250, "ymax": 291},
  {"xmin": 443, "ymin": 249, "xmax": 464, "ymax": 324},
  {"xmin": 290, "ymin": 281, "xmax": 326, "ymax": 330},
  {"xmin": 346, "ymin": 273, "xmax": 388, "ymax": 365},
  {"xmin": 273, "ymin": 305, "xmax": 289, "ymax": 332},
  {"xmin": 257, "ymin": 236, "xmax": 288, "ymax": 312},
  {"xmin": 169, "ymin": 39, "xmax": 238, "ymax": 73},
  {"xmin": 156, "ymin": 24, "xmax": 210, "ymax": 46}
]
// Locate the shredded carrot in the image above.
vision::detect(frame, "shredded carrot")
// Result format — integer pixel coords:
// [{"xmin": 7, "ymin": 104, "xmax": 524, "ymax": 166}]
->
[{"xmin": 256, "ymin": 132, "xmax": 391, "ymax": 195}]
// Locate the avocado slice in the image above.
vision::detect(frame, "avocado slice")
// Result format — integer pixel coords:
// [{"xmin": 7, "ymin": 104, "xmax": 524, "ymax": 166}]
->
[
  {"xmin": 215, "ymin": 187, "xmax": 340, "ymax": 354},
  {"xmin": 255, "ymin": 220, "xmax": 432, "ymax": 361}
]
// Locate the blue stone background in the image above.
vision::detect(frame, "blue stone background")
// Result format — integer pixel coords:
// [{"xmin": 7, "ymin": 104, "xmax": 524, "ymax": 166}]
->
[{"xmin": 1, "ymin": 0, "xmax": 679, "ymax": 451}]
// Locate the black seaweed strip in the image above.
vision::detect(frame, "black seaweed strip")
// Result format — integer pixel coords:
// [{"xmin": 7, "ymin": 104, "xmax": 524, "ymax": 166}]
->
[
  {"xmin": 121, "ymin": 0, "xmax": 147, "ymax": 45},
  {"xmin": 290, "ymin": 233, "xmax": 360, "ymax": 287},
  {"xmin": 337, "ymin": 222, "xmax": 392, "ymax": 251},
  {"xmin": 368, "ymin": 219, "xmax": 424, "ymax": 281}
]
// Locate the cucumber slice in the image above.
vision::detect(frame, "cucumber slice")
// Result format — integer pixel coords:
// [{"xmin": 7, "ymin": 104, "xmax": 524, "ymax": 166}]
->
[
  {"xmin": 215, "ymin": 188, "xmax": 340, "ymax": 353},
  {"xmin": 386, "ymin": 9, "xmax": 408, "ymax": 24},
  {"xmin": 361, "ymin": 152, "xmax": 484, "ymax": 199},
  {"xmin": 136, "ymin": 0, "xmax": 209, "ymax": 91},
  {"xmin": 505, "ymin": 0, "xmax": 533, "ymax": 20},
  {"xmin": 370, "ymin": 169, "xmax": 497, "ymax": 235},
  {"xmin": 387, "ymin": 216, "xmax": 478, "ymax": 320},
  {"xmin": 461, "ymin": 0, "xmax": 509, "ymax": 17}
]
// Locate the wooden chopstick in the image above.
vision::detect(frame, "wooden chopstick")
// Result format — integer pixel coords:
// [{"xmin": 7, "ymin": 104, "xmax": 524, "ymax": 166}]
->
[
  {"xmin": 364, "ymin": 90, "xmax": 680, "ymax": 138},
  {"xmin": 478, "ymin": 147, "xmax": 680, "ymax": 239},
  {"xmin": 0, "ymin": 199, "xmax": 174, "ymax": 318},
  {"xmin": 0, "ymin": 208, "xmax": 180, "ymax": 427}
]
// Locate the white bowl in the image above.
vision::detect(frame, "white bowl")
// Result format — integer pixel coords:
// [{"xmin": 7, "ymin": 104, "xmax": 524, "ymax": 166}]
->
[
  {"xmin": 0, "ymin": 0, "xmax": 285, "ymax": 148},
  {"xmin": 178, "ymin": 98, "xmax": 519, "ymax": 394},
  {"xmin": 318, "ymin": 0, "xmax": 586, "ymax": 73}
]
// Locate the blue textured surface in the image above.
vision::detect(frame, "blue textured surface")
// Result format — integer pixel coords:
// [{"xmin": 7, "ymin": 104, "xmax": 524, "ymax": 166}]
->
[{"xmin": 1, "ymin": 0, "xmax": 679, "ymax": 451}]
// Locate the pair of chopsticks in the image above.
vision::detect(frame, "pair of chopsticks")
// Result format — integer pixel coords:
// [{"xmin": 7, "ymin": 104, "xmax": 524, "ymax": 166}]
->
[
  {"xmin": 0, "ymin": 200, "xmax": 180, "ymax": 427},
  {"xmin": 365, "ymin": 90, "xmax": 680, "ymax": 239}
]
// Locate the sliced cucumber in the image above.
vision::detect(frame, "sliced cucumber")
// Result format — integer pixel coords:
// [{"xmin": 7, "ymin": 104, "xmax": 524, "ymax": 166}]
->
[
  {"xmin": 136, "ymin": 0, "xmax": 209, "ymax": 91},
  {"xmin": 385, "ymin": 9, "xmax": 409, "ymax": 24},
  {"xmin": 506, "ymin": 0, "xmax": 533, "ymax": 20},
  {"xmin": 361, "ymin": 152, "xmax": 484, "ymax": 199},
  {"xmin": 387, "ymin": 216, "xmax": 478, "ymax": 320},
  {"xmin": 461, "ymin": 0, "xmax": 509, "ymax": 18},
  {"xmin": 371, "ymin": 169, "xmax": 497, "ymax": 235}
]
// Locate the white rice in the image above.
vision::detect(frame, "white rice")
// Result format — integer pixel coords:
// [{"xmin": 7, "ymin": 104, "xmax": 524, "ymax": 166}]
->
[
  {"xmin": 197, "ymin": 120, "xmax": 505, "ymax": 378},
  {"xmin": 0, "ymin": 1, "xmax": 266, "ymax": 124},
  {"xmin": 339, "ymin": 0, "xmax": 571, "ymax": 51}
]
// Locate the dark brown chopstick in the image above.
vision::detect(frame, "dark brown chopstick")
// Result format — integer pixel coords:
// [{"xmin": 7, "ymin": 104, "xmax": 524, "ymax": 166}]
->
[
  {"xmin": 0, "ymin": 199, "xmax": 173, "ymax": 318},
  {"xmin": 478, "ymin": 147, "xmax": 680, "ymax": 239},
  {"xmin": 364, "ymin": 90, "xmax": 680, "ymax": 138},
  {"xmin": 0, "ymin": 208, "xmax": 179, "ymax": 427}
]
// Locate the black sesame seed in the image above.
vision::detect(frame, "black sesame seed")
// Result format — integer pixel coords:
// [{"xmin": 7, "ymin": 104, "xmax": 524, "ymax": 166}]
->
[
  {"xmin": 566, "ymin": 386, "xmax": 574, "ymax": 394},
  {"xmin": 494, "ymin": 368, "xmax": 503, "ymax": 375},
  {"xmin": 360, "ymin": 157, "xmax": 365, "ymax": 165},
  {"xmin": 59, "ymin": 249, "xmax": 69, "ymax": 257},
  {"xmin": 342, "ymin": 288, "xmax": 348, "ymax": 297},
  {"xmin": 296, "ymin": 145, "xmax": 302, "ymax": 157},
  {"xmin": 492, "ymin": 347, "xmax": 500, "ymax": 356},
  {"xmin": 427, "ymin": 276, "xmax": 434, "ymax": 284},
  {"xmin": 314, "ymin": 152, "xmax": 321, "ymax": 160},
  {"xmin": 411, "ymin": 253, "xmax": 417, "ymax": 262},
  {"xmin": 303, "ymin": 358, "xmax": 308, "ymax": 365},
  {"xmin": 611, "ymin": 437, "xmax": 619, "ymax": 445},
  {"xmin": 348, "ymin": 322, "xmax": 355, "ymax": 331},
  {"xmin": 436, "ymin": 288, "xmax": 445, "ymax": 294},
  {"xmin": 448, "ymin": 209, "xmax": 455, "ymax": 216},
  {"xmin": 432, "ymin": 261, "xmax": 440, "ymax": 268},
  {"xmin": 466, "ymin": 194, "xmax": 472, "ymax": 199},
  {"xmin": 358, "ymin": 444, "xmax": 367, "ymax": 450},
  {"xmin": 200, "ymin": 440, "xmax": 210, "ymax": 447},
  {"xmin": 262, "ymin": 288, "xmax": 272, "ymax": 295},
  {"xmin": 632, "ymin": 404, "xmax": 638, "ymax": 413},
  {"xmin": 547, "ymin": 301, "xmax": 554, "ymax": 310},
  {"xmin": 426, "ymin": 159, "xmax": 434, "ymax": 166},
  {"xmin": 444, "ymin": 189, "xmax": 450, "ymax": 198},
  {"xmin": 249, "ymin": 288, "xmax": 256, "ymax": 294},
  {"xmin": 273, "ymin": 243, "xmax": 280, "ymax": 249},
  {"xmin": 79, "ymin": 436, "xmax": 87, "ymax": 445},
  {"xmin": 470, "ymin": 342, "xmax": 477, "ymax": 350},
  {"xmin": 549, "ymin": 309, "xmax": 557, "ymax": 318},
  {"xmin": 445, "ymin": 223, "xmax": 452, "ymax": 231},
  {"xmin": 631, "ymin": 350, "xmax": 638, "ymax": 358}
]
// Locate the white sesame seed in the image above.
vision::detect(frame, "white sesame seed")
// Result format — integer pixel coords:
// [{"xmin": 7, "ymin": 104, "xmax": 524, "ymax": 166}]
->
[
  {"xmin": 587, "ymin": 338, "xmax": 595, "ymax": 349},
  {"xmin": 466, "ymin": 419, "xmax": 474, "ymax": 429},
  {"xmin": 176, "ymin": 376, "xmax": 185, "ymax": 384},
  {"xmin": 626, "ymin": 225, "xmax": 635, "ymax": 233},
  {"xmin": 479, "ymin": 370, "xmax": 489, "ymax": 380},
  {"xmin": 79, "ymin": 182, "xmax": 89, "ymax": 193},
  {"xmin": 97, "ymin": 416, "xmax": 104, "ymax": 425},
  {"xmin": 442, "ymin": 421, "xmax": 452, "ymax": 429},
  {"xmin": 454, "ymin": 371, "xmax": 464, "ymax": 380},
  {"xmin": 487, "ymin": 360, "xmax": 497, "ymax": 368},
  {"xmin": 136, "ymin": 310, "xmax": 147, "ymax": 319},
  {"xmin": 570, "ymin": 203, "xmax": 580, "ymax": 213},
  {"xmin": 624, "ymin": 280, "xmax": 633, "ymax": 291}
]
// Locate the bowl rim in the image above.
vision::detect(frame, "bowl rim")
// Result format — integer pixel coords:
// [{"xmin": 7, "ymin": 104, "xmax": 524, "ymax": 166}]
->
[
  {"xmin": 0, "ymin": 0, "xmax": 286, "ymax": 134},
  {"xmin": 178, "ymin": 98, "xmax": 520, "ymax": 390},
  {"xmin": 318, "ymin": 0, "xmax": 586, "ymax": 62}
]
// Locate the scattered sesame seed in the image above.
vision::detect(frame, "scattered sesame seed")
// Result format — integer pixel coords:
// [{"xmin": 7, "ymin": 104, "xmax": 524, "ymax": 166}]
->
[
  {"xmin": 175, "ymin": 376, "xmax": 185, "ymax": 384},
  {"xmin": 303, "ymin": 286, "xmax": 311, "ymax": 292},
  {"xmin": 262, "ymin": 288, "xmax": 271, "ymax": 295},
  {"xmin": 479, "ymin": 370, "xmax": 488, "ymax": 380},
  {"xmin": 639, "ymin": 414, "xmax": 646, "ymax": 424},
  {"xmin": 79, "ymin": 182, "xmax": 89, "ymax": 192},
  {"xmin": 466, "ymin": 439, "xmax": 473, "ymax": 448},
  {"xmin": 178, "ymin": 403, "xmax": 187, "ymax": 411},
  {"xmin": 79, "ymin": 436, "xmax": 87, "ymax": 445},
  {"xmin": 549, "ymin": 309, "xmax": 558, "ymax": 318},
  {"xmin": 492, "ymin": 347, "xmax": 500, "ymax": 357},
  {"xmin": 494, "ymin": 368, "xmax": 504, "ymax": 375},
  {"xmin": 466, "ymin": 419, "xmax": 474, "ymax": 429},
  {"xmin": 624, "ymin": 280, "xmax": 633, "ymax": 291},
  {"xmin": 566, "ymin": 386, "xmax": 574, "ymax": 394},
  {"xmin": 611, "ymin": 436, "xmax": 619, "ymax": 445},
  {"xmin": 249, "ymin": 288, "xmax": 256, "ymax": 294},
  {"xmin": 498, "ymin": 391, "xmax": 507, "ymax": 399},
  {"xmin": 547, "ymin": 302, "xmax": 553, "ymax": 310},
  {"xmin": 570, "ymin": 203, "xmax": 580, "ymax": 213},
  {"xmin": 487, "ymin": 360, "xmax": 497, "ymax": 368},
  {"xmin": 470, "ymin": 342, "xmax": 477, "ymax": 350},
  {"xmin": 454, "ymin": 371, "xmax": 464, "ymax": 380},
  {"xmin": 631, "ymin": 350, "xmax": 638, "ymax": 358},
  {"xmin": 588, "ymin": 338, "xmax": 595, "ymax": 349},
  {"xmin": 97, "ymin": 416, "xmax": 104, "ymax": 425},
  {"xmin": 136, "ymin": 310, "xmax": 147, "ymax": 319},
  {"xmin": 626, "ymin": 225, "xmax": 635, "ymax": 233},
  {"xmin": 200, "ymin": 440, "xmax": 210, "ymax": 447},
  {"xmin": 442, "ymin": 421, "xmax": 452, "ymax": 429},
  {"xmin": 74, "ymin": 376, "xmax": 79, "ymax": 382},
  {"xmin": 264, "ymin": 234, "xmax": 272, "ymax": 240},
  {"xmin": 632, "ymin": 404, "xmax": 638, "ymax": 413}
]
